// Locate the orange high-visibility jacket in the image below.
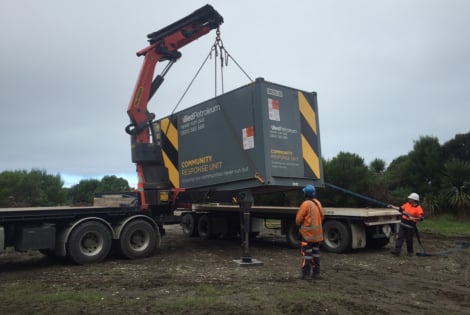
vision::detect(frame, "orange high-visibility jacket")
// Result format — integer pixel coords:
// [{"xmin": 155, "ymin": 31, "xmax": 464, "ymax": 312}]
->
[
  {"xmin": 401, "ymin": 202, "xmax": 424, "ymax": 223},
  {"xmin": 296, "ymin": 199, "xmax": 324, "ymax": 243}
]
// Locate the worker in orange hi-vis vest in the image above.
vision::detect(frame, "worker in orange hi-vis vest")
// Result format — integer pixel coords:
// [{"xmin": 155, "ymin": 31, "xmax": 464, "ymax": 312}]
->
[
  {"xmin": 296, "ymin": 184, "xmax": 324, "ymax": 280},
  {"xmin": 389, "ymin": 192, "xmax": 425, "ymax": 257}
]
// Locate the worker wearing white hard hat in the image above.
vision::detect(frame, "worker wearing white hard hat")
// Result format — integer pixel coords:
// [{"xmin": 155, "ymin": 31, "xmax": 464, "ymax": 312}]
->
[{"xmin": 390, "ymin": 192, "xmax": 425, "ymax": 256}]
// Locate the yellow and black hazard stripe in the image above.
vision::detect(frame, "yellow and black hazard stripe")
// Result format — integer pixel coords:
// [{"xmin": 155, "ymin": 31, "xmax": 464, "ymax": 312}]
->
[
  {"xmin": 160, "ymin": 116, "xmax": 180, "ymax": 188},
  {"xmin": 298, "ymin": 91, "xmax": 321, "ymax": 180}
]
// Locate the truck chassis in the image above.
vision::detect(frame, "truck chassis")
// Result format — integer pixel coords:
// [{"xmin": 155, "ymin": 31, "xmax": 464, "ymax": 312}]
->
[{"xmin": 180, "ymin": 204, "xmax": 401, "ymax": 253}]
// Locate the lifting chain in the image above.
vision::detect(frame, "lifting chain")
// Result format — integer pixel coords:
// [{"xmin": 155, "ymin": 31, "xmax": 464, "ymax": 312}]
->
[
  {"xmin": 170, "ymin": 28, "xmax": 253, "ymax": 115},
  {"xmin": 212, "ymin": 29, "xmax": 229, "ymax": 66},
  {"xmin": 211, "ymin": 28, "xmax": 229, "ymax": 95}
]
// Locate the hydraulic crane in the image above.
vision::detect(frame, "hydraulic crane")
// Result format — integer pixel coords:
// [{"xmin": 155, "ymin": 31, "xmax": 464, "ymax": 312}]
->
[{"xmin": 125, "ymin": 5, "xmax": 223, "ymax": 210}]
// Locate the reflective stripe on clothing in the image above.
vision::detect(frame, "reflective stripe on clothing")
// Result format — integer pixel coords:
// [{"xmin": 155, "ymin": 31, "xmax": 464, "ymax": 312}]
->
[
  {"xmin": 302, "ymin": 230, "xmax": 323, "ymax": 242},
  {"xmin": 312, "ymin": 244, "xmax": 320, "ymax": 258},
  {"xmin": 301, "ymin": 241, "xmax": 321, "ymax": 275}
]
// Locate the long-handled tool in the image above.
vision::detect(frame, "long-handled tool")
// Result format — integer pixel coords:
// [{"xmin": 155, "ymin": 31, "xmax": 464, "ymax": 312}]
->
[{"xmin": 412, "ymin": 224, "xmax": 429, "ymax": 256}]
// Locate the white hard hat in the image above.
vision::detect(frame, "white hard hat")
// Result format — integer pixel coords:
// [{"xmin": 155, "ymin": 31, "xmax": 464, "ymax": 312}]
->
[{"xmin": 408, "ymin": 193, "xmax": 420, "ymax": 202}]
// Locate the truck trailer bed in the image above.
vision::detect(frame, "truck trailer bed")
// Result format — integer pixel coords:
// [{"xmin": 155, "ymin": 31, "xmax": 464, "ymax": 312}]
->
[
  {"xmin": 191, "ymin": 203, "xmax": 400, "ymax": 223},
  {"xmin": 0, "ymin": 206, "xmax": 137, "ymax": 222}
]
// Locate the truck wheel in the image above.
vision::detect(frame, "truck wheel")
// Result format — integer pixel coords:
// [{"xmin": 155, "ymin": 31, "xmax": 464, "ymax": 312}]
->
[
  {"xmin": 181, "ymin": 213, "xmax": 198, "ymax": 237},
  {"xmin": 67, "ymin": 221, "xmax": 112, "ymax": 265},
  {"xmin": 197, "ymin": 214, "xmax": 212, "ymax": 240},
  {"xmin": 322, "ymin": 220, "xmax": 351, "ymax": 253},
  {"xmin": 119, "ymin": 220, "xmax": 158, "ymax": 259},
  {"xmin": 286, "ymin": 221, "xmax": 301, "ymax": 248}
]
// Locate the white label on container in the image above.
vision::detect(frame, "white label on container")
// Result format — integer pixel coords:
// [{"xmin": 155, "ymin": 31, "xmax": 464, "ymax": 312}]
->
[
  {"xmin": 242, "ymin": 126, "xmax": 255, "ymax": 150},
  {"xmin": 268, "ymin": 98, "xmax": 280, "ymax": 121}
]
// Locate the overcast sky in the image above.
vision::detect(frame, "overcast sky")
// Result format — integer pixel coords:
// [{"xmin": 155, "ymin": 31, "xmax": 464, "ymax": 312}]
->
[{"xmin": 1, "ymin": 0, "xmax": 469, "ymax": 188}]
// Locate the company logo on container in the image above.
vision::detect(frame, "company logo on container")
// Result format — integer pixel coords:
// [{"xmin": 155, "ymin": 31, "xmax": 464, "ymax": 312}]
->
[
  {"xmin": 181, "ymin": 104, "xmax": 221, "ymax": 123},
  {"xmin": 270, "ymin": 125, "xmax": 298, "ymax": 134}
]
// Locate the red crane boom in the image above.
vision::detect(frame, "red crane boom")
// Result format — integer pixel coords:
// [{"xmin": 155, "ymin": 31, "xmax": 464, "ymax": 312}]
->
[{"xmin": 126, "ymin": 5, "xmax": 223, "ymax": 209}]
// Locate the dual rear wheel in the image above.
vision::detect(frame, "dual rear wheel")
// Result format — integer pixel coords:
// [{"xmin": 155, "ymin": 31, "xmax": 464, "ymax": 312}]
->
[
  {"xmin": 66, "ymin": 219, "xmax": 159, "ymax": 264},
  {"xmin": 181, "ymin": 213, "xmax": 213, "ymax": 240}
]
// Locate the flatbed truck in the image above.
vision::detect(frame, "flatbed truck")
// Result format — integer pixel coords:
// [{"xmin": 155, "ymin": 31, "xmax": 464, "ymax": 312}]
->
[
  {"xmin": 0, "ymin": 5, "xmax": 401, "ymax": 265},
  {"xmin": 0, "ymin": 198, "xmax": 401, "ymax": 265}
]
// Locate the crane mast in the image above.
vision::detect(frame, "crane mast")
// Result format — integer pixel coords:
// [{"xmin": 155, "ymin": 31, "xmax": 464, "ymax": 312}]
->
[{"xmin": 126, "ymin": 5, "xmax": 223, "ymax": 209}]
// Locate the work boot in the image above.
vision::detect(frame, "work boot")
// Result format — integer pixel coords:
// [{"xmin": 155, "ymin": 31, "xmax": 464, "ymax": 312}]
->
[
  {"xmin": 312, "ymin": 273, "xmax": 321, "ymax": 280},
  {"xmin": 298, "ymin": 271, "xmax": 310, "ymax": 280},
  {"xmin": 390, "ymin": 250, "xmax": 400, "ymax": 257}
]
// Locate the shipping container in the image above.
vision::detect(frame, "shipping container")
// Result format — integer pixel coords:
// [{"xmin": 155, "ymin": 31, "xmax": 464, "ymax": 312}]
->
[{"xmin": 155, "ymin": 78, "xmax": 323, "ymax": 192}]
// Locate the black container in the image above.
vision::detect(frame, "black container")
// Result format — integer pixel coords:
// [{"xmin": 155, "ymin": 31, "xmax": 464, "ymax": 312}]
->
[{"xmin": 156, "ymin": 78, "xmax": 323, "ymax": 192}]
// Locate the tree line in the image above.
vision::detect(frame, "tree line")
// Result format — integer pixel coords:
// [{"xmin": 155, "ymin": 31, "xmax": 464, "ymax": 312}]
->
[
  {"xmin": 321, "ymin": 132, "xmax": 470, "ymax": 218},
  {"xmin": 1, "ymin": 132, "xmax": 468, "ymax": 217},
  {"xmin": 0, "ymin": 171, "xmax": 130, "ymax": 207}
]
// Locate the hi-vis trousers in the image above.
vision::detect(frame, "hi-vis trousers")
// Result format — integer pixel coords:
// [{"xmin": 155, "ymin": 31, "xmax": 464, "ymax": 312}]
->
[{"xmin": 301, "ymin": 241, "xmax": 320, "ymax": 275}]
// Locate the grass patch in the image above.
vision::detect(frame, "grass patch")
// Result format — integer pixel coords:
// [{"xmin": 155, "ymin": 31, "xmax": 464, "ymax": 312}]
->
[
  {"xmin": 273, "ymin": 286, "xmax": 340, "ymax": 302},
  {"xmin": 419, "ymin": 214, "xmax": 470, "ymax": 237},
  {"xmin": 0, "ymin": 282, "xmax": 104, "ymax": 309},
  {"xmin": 42, "ymin": 290, "xmax": 103, "ymax": 304},
  {"xmin": 180, "ymin": 284, "xmax": 222, "ymax": 306},
  {"xmin": 157, "ymin": 284, "xmax": 344, "ymax": 314},
  {"xmin": 147, "ymin": 284, "xmax": 228, "ymax": 312}
]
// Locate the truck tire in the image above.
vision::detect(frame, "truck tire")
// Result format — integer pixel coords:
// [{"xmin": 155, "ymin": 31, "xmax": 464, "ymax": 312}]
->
[
  {"xmin": 197, "ymin": 214, "xmax": 212, "ymax": 240},
  {"xmin": 181, "ymin": 213, "xmax": 198, "ymax": 237},
  {"xmin": 67, "ymin": 221, "xmax": 112, "ymax": 265},
  {"xmin": 119, "ymin": 219, "xmax": 158, "ymax": 260},
  {"xmin": 322, "ymin": 220, "xmax": 351, "ymax": 253},
  {"xmin": 286, "ymin": 221, "xmax": 301, "ymax": 248}
]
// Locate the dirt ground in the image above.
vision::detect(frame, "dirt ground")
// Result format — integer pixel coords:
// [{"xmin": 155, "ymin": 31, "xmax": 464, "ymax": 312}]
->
[{"xmin": 0, "ymin": 224, "xmax": 469, "ymax": 315}]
